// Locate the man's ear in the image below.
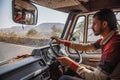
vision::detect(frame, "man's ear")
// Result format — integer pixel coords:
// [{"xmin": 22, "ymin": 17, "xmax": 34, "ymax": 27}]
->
[{"xmin": 102, "ymin": 21, "xmax": 108, "ymax": 28}]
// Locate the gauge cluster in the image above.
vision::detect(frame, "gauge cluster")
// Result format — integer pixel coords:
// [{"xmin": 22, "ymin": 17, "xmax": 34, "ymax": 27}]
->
[
  {"xmin": 41, "ymin": 49, "xmax": 52, "ymax": 63},
  {"xmin": 32, "ymin": 46, "xmax": 60, "ymax": 64},
  {"xmin": 41, "ymin": 47, "xmax": 59, "ymax": 63}
]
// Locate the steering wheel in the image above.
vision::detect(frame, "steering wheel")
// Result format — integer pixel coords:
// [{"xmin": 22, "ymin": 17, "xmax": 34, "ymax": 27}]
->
[{"xmin": 49, "ymin": 39, "xmax": 82, "ymax": 64}]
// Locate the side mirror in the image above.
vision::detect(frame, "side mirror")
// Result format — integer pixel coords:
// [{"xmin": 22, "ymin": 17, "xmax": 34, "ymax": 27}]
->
[{"xmin": 12, "ymin": 0, "xmax": 37, "ymax": 25}]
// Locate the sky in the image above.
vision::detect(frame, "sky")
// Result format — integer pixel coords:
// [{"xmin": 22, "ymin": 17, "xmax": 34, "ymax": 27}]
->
[
  {"xmin": 36, "ymin": 4, "xmax": 68, "ymax": 25},
  {"xmin": 0, "ymin": 0, "xmax": 68, "ymax": 29}
]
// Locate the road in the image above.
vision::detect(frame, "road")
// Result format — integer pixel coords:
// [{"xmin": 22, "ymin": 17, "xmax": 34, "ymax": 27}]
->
[{"xmin": 0, "ymin": 42, "xmax": 35, "ymax": 62}]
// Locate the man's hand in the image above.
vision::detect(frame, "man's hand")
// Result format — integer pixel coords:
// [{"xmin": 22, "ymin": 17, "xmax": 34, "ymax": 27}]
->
[
  {"xmin": 51, "ymin": 36, "xmax": 63, "ymax": 44},
  {"xmin": 57, "ymin": 56, "xmax": 74, "ymax": 67}
]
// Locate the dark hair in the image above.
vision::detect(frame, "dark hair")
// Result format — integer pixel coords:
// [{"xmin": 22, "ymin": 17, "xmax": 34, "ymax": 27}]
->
[{"xmin": 93, "ymin": 8, "xmax": 118, "ymax": 30}]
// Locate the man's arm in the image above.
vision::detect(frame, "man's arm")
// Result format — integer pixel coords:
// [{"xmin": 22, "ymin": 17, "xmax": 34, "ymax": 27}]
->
[
  {"xmin": 57, "ymin": 56, "xmax": 86, "ymax": 76},
  {"xmin": 52, "ymin": 37, "xmax": 97, "ymax": 51},
  {"xmin": 69, "ymin": 42, "xmax": 96, "ymax": 51}
]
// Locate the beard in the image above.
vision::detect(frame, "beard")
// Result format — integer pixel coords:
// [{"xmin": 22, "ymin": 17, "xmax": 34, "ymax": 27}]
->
[{"xmin": 92, "ymin": 26, "xmax": 103, "ymax": 36}]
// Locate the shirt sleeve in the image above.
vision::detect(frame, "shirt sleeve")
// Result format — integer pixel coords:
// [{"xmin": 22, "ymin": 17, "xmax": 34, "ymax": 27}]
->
[
  {"xmin": 69, "ymin": 61, "xmax": 88, "ymax": 76},
  {"xmin": 70, "ymin": 61, "xmax": 80, "ymax": 72},
  {"xmin": 69, "ymin": 39, "xmax": 102, "ymax": 72},
  {"xmin": 69, "ymin": 42, "xmax": 98, "ymax": 51}
]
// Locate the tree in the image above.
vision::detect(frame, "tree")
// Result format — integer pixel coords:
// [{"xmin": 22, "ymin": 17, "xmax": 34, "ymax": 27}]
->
[
  {"xmin": 51, "ymin": 25, "xmax": 62, "ymax": 37},
  {"xmin": 26, "ymin": 29, "xmax": 38, "ymax": 37},
  {"xmin": 8, "ymin": 32, "xmax": 18, "ymax": 37}
]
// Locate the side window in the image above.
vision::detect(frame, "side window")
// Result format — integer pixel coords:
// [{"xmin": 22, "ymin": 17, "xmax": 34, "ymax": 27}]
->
[
  {"xmin": 87, "ymin": 15, "xmax": 100, "ymax": 43},
  {"xmin": 116, "ymin": 12, "xmax": 120, "ymax": 30},
  {"xmin": 69, "ymin": 16, "xmax": 85, "ymax": 53},
  {"xmin": 87, "ymin": 15, "xmax": 101, "ymax": 53},
  {"xmin": 71, "ymin": 16, "xmax": 85, "ymax": 43}
]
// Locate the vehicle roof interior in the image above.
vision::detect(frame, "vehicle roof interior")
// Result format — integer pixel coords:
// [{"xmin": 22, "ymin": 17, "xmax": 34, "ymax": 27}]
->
[
  {"xmin": 15, "ymin": 0, "xmax": 35, "ymax": 11},
  {"xmin": 30, "ymin": 0, "xmax": 120, "ymax": 13}
]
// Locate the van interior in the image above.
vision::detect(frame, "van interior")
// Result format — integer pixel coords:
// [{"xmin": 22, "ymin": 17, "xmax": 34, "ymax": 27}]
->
[{"xmin": 0, "ymin": 0, "xmax": 120, "ymax": 80}]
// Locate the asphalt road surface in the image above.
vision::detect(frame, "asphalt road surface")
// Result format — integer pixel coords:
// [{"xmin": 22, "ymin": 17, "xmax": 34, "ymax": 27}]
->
[{"xmin": 0, "ymin": 42, "xmax": 35, "ymax": 62}]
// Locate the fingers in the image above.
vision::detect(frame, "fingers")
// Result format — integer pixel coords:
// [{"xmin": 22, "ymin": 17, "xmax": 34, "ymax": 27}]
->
[
  {"xmin": 57, "ymin": 57, "xmax": 66, "ymax": 66},
  {"xmin": 51, "ymin": 36, "xmax": 61, "ymax": 44},
  {"xmin": 52, "ymin": 41, "xmax": 58, "ymax": 44},
  {"xmin": 51, "ymin": 36, "xmax": 59, "ymax": 40},
  {"xmin": 57, "ymin": 56, "xmax": 64, "ymax": 62},
  {"xmin": 57, "ymin": 56, "xmax": 73, "ymax": 67}
]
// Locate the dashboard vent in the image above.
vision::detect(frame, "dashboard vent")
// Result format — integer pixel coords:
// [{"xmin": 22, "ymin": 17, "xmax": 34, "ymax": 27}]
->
[{"xmin": 39, "ymin": 59, "xmax": 46, "ymax": 66}]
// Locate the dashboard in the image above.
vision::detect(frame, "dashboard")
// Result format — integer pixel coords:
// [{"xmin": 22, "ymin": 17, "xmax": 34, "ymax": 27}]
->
[
  {"xmin": 0, "ymin": 45, "xmax": 60, "ymax": 80},
  {"xmin": 32, "ymin": 46, "xmax": 59, "ymax": 64}
]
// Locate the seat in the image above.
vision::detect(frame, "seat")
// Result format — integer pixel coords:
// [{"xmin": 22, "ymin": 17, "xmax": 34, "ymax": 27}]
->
[{"xmin": 109, "ymin": 63, "xmax": 120, "ymax": 80}]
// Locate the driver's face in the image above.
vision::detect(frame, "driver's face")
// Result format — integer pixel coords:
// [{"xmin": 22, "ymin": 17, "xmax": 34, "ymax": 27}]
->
[{"xmin": 92, "ymin": 16, "xmax": 103, "ymax": 36}]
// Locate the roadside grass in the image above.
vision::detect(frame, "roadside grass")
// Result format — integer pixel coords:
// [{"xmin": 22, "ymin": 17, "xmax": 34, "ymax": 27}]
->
[{"xmin": 0, "ymin": 32, "xmax": 49, "ymax": 47}]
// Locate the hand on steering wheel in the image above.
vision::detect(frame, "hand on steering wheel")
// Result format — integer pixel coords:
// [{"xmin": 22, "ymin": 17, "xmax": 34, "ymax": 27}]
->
[{"xmin": 49, "ymin": 37, "xmax": 82, "ymax": 64}]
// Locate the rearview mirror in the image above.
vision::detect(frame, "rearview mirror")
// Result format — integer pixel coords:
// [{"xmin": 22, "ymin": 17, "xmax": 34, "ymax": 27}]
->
[{"xmin": 12, "ymin": 0, "xmax": 37, "ymax": 25}]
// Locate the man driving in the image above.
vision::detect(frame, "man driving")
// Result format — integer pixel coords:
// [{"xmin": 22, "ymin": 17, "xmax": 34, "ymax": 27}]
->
[{"xmin": 52, "ymin": 8, "xmax": 120, "ymax": 80}]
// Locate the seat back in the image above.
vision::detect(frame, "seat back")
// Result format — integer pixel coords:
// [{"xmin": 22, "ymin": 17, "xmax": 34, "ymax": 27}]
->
[{"xmin": 109, "ymin": 63, "xmax": 120, "ymax": 80}]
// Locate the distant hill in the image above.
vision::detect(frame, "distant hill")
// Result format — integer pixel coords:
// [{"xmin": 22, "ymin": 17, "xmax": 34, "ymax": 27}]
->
[
  {"xmin": 0, "ymin": 23, "xmax": 64, "ymax": 35},
  {"xmin": 0, "ymin": 26, "xmax": 34, "ymax": 35},
  {"xmin": 35, "ymin": 23, "xmax": 64, "ymax": 32}
]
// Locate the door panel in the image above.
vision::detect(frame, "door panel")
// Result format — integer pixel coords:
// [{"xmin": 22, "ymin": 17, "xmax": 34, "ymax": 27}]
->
[{"xmin": 82, "ymin": 53, "xmax": 101, "ymax": 67}]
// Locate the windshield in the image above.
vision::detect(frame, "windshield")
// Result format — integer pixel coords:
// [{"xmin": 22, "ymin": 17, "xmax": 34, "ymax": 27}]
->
[
  {"xmin": 0, "ymin": 2, "xmax": 68, "ymax": 47},
  {"xmin": 0, "ymin": 0, "xmax": 68, "ymax": 63}
]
